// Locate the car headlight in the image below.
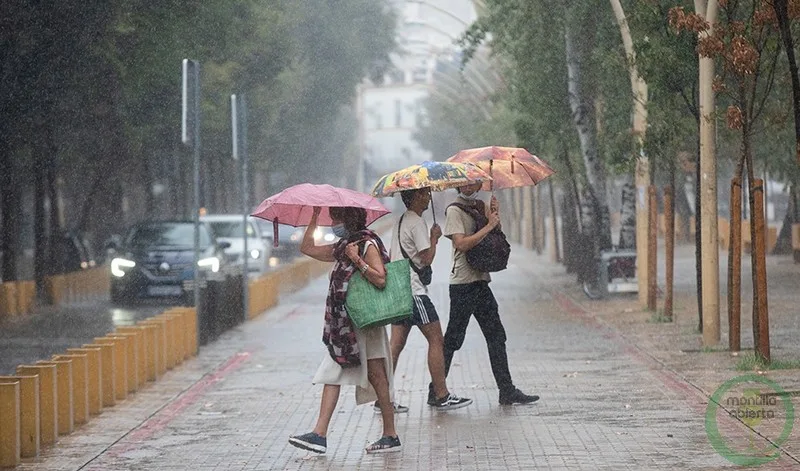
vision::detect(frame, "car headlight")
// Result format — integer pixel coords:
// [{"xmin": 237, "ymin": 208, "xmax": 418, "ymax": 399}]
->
[
  {"xmin": 250, "ymin": 249, "xmax": 261, "ymax": 259},
  {"xmin": 313, "ymin": 228, "xmax": 323, "ymax": 241},
  {"xmin": 197, "ymin": 256, "xmax": 220, "ymax": 273},
  {"xmin": 111, "ymin": 258, "xmax": 136, "ymax": 277},
  {"xmin": 324, "ymin": 233, "xmax": 335, "ymax": 242}
]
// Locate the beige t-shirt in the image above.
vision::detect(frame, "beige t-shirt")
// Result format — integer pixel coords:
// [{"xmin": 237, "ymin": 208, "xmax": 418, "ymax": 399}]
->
[
  {"xmin": 390, "ymin": 210, "xmax": 431, "ymax": 296},
  {"xmin": 444, "ymin": 195, "xmax": 491, "ymax": 285}
]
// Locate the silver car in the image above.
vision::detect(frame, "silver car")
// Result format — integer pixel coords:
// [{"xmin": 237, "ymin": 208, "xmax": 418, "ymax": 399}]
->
[{"xmin": 201, "ymin": 214, "xmax": 271, "ymax": 276}]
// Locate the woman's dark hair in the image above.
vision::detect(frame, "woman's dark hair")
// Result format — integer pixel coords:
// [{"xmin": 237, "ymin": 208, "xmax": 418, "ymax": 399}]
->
[{"xmin": 329, "ymin": 207, "xmax": 367, "ymax": 232}]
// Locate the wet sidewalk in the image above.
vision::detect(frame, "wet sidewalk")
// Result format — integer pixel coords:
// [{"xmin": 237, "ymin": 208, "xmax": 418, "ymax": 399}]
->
[{"xmin": 14, "ymin": 239, "xmax": 799, "ymax": 470}]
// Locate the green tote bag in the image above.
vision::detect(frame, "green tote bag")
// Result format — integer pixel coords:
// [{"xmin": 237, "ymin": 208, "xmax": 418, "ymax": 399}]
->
[{"xmin": 345, "ymin": 259, "xmax": 413, "ymax": 329}]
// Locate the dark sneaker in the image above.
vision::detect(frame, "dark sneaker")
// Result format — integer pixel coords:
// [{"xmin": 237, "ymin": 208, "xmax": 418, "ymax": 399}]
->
[
  {"xmin": 427, "ymin": 383, "xmax": 436, "ymax": 406},
  {"xmin": 373, "ymin": 401, "xmax": 409, "ymax": 414},
  {"xmin": 434, "ymin": 393, "xmax": 473, "ymax": 411},
  {"xmin": 288, "ymin": 432, "xmax": 327, "ymax": 454},
  {"xmin": 365, "ymin": 435, "xmax": 402, "ymax": 454},
  {"xmin": 499, "ymin": 388, "xmax": 540, "ymax": 405}
]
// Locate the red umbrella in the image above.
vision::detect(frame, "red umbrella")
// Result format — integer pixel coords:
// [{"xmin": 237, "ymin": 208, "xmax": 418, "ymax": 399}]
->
[
  {"xmin": 251, "ymin": 183, "xmax": 391, "ymax": 246},
  {"xmin": 446, "ymin": 146, "xmax": 555, "ymax": 191}
]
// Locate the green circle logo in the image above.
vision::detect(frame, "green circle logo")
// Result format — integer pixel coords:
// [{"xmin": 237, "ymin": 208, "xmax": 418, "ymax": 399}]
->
[{"xmin": 705, "ymin": 374, "xmax": 794, "ymax": 466}]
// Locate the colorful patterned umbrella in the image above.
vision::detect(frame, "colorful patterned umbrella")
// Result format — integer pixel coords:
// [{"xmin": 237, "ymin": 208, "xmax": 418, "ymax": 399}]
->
[
  {"xmin": 446, "ymin": 146, "xmax": 555, "ymax": 191},
  {"xmin": 370, "ymin": 160, "xmax": 492, "ymax": 197}
]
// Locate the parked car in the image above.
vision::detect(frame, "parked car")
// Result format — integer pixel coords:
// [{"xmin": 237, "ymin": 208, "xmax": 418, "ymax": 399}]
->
[
  {"xmin": 201, "ymin": 214, "xmax": 271, "ymax": 276},
  {"xmin": 109, "ymin": 221, "xmax": 231, "ymax": 304}
]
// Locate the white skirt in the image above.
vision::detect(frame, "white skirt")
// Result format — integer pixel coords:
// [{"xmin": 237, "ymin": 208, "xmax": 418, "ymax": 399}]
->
[{"xmin": 312, "ymin": 324, "xmax": 395, "ymax": 405}]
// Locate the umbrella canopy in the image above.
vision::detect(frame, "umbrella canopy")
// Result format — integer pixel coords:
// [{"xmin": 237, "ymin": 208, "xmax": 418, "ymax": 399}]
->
[
  {"xmin": 371, "ymin": 160, "xmax": 492, "ymax": 197},
  {"xmin": 446, "ymin": 146, "xmax": 555, "ymax": 191},
  {"xmin": 251, "ymin": 183, "xmax": 391, "ymax": 228}
]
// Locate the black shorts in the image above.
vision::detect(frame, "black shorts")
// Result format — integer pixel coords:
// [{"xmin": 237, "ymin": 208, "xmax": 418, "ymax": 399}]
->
[{"xmin": 393, "ymin": 295, "xmax": 440, "ymax": 327}]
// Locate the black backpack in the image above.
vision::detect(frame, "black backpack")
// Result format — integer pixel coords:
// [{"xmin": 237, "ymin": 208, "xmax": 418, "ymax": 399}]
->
[{"xmin": 448, "ymin": 201, "xmax": 511, "ymax": 273}]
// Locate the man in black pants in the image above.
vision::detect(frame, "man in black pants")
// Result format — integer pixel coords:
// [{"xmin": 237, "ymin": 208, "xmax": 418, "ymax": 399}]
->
[{"xmin": 433, "ymin": 182, "xmax": 539, "ymax": 406}]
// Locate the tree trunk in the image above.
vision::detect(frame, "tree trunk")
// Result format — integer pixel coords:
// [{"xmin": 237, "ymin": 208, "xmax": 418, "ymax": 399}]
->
[
  {"xmin": 696, "ymin": 0, "xmax": 720, "ymax": 346},
  {"xmin": 618, "ymin": 173, "xmax": 636, "ymax": 249},
  {"xmin": 34, "ymin": 141, "xmax": 51, "ymax": 304},
  {"xmin": 564, "ymin": 5, "xmax": 612, "ymax": 254},
  {"xmin": 772, "ymin": 184, "xmax": 797, "ymax": 254},
  {"xmin": 609, "ymin": 0, "xmax": 650, "ymax": 303},
  {"xmin": 0, "ymin": 142, "xmax": 19, "ymax": 282},
  {"xmin": 772, "ymin": 0, "xmax": 800, "ymax": 166}
]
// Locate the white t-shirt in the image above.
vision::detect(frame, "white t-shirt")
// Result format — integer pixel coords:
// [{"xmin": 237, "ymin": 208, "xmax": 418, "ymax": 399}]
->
[
  {"xmin": 390, "ymin": 210, "xmax": 431, "ymax": 296},
  {"xmin": 444, "ymin": 194, "xmax": 491, "ymax": 285}
]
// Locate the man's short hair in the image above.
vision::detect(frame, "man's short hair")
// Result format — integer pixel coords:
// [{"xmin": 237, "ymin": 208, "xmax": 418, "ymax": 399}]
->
[{"xmin": 400, "ymin": 189, "xmax": 420, "ymax": 209}]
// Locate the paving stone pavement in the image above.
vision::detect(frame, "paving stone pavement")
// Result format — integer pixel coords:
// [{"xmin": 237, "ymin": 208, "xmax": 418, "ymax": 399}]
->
[{"xmin": 14, "ymin": 238, "xmax": 799, "ymax": 470}]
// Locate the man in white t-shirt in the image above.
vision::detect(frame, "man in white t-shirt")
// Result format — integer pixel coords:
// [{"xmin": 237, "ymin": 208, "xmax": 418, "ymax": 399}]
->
[
  {"xmin": 442, "ymin": 182, "xmax": 539, "ymax": 406},
  {"xmin": 382, "ymin": 187, "xmax": 472, "ymax": 412}
]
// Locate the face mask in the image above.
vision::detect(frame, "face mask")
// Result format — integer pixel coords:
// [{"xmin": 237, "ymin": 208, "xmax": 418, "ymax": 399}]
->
[
  {"xmin": 461, "ymin": 192, "xmax": 478, "ymax": 200},
  {"xmin": 332, "ymin": 223, "xmax": 349, "ymax": 238}
]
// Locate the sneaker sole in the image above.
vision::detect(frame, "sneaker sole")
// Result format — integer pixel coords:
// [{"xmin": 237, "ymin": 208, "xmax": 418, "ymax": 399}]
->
[
  {"xmin": 365, "ymin": 444, "xmax": 403, "ymax": 454},
  {"xmin": 499, "ymin": 398, "xmax": 540, "ymax": 406},
  {"xmin": 288, "ymin": 438, "xmax": 326, "ymax": 454},
  {"xmin": 373, "ymin": 407, "xmax": 409, "ymax": 414},
  {"xmin": 435, "ymin": 398, "xmax": 473, "ymax": 411}
]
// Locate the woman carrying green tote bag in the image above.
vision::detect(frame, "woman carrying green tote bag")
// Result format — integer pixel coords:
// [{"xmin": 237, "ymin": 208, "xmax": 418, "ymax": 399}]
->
[
  {"xmin": 287, "ymin": 205, "xmax": 404, "ymax": 455},
  {"xmin": 346, "ymin": 257, "xmax": 413, "ymax": 329}
]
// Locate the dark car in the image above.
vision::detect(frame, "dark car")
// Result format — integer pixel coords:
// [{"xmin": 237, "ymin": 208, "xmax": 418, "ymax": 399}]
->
[{"xmin": 109, "ymin": 221, "xmax": 230, "ymax": 304}]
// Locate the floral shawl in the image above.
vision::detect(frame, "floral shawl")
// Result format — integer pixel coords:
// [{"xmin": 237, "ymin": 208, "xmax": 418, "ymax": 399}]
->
[{"xmin": 323, "ymin": 229, "xmax": 389, "ymax": 367}]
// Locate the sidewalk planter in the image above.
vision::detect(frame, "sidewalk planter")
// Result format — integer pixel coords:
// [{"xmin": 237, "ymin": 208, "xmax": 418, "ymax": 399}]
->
[{"xmin": 0, "ymin": 281, "xmax": 35, "ymax": 318}]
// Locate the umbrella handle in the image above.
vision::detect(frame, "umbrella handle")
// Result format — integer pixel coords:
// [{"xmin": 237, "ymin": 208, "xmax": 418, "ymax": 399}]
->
[
  {"xmin": 273, "ymin": 218, "xmax": 279, "ymax": 248},
  {"xmin": 431, "ymin": 198, "xmax": 437, "ymax": 225},
  {"xmin": 489, "ymin": 159, "xmax": 494, "ymax": 194}
]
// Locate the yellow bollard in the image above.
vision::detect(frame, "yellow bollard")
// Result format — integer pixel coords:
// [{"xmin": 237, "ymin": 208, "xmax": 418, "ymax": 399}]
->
[
  {"xmin": 139, "ymin": 317, "xmax": 168, "ymax": 375},
  {"xmin": 0, "ymin": 380, "xmax": 20, "ymax": 467},
  {"xmin": 0, "ymin": 376, "xmax": 39, "ymax": 458},
  {"xmin": 160, "ymin": 314, "xmax": 177, "ymax": 369},
  {"xmin": 67, "ymin": 347, "xmax": 103, "ymax": 415},
  {"xmin": 136, "ymin": 324, "xmax": 159, "ymax": 382},
  {"xmin": 82, "ymin": 343, "xmax": 115, "ymax": 408},
  {"xmin": 36, "ymin": 360, "xmax": 73, "ymax": 436},
  {"xmin": 111, "ymin": 332, "xmax": 140, "ymax": 392},
  {"xmin": 53, "ymin": 354, "xmax": 89, "ymax": 425},
  {"xmin": 16, "ymin": 364, "xmax": 57, "ymax": 446},
  {"xmin": 115, "ymin": 327, "xmax": 148, "ymax": 389},
  {"xmin": 179, "ymin": 307, "xmax": 198, "ymax": 357},
  {"xmin": 164, "ymin": 312, "xmax": 185, "ymax": 366},
  {"xmin": 93, "ymin": 337, "xmax": 127, "ymax": 401}
]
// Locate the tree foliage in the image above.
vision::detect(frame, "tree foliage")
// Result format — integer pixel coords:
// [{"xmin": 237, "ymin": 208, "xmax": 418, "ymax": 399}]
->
[{"xmin": 0, "ymin": 0, "xmax": 395, "ymax": 283}]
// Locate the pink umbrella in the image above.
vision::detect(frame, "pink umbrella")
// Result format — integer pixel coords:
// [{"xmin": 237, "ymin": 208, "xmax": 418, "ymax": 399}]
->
[{"xmin": 251, "ymin": 183, "xmax": 391, "ymax": 246}]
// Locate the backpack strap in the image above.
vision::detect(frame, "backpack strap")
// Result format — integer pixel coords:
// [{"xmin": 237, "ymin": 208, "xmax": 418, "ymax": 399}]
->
[{"xmin": 447, "ymin": 201, "xmax": 488, "ymax": 230}]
